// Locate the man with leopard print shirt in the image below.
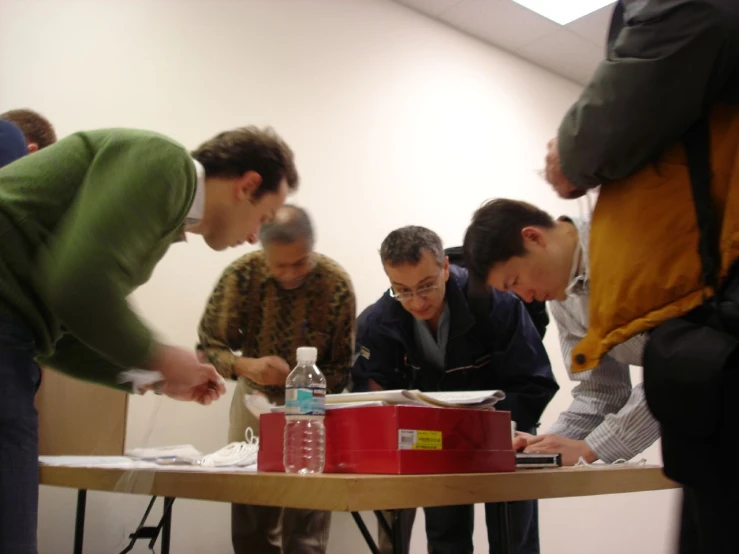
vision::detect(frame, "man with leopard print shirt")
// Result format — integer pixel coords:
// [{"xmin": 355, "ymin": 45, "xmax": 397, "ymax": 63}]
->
[{"xmin": 198, "ymin": 204, "xmax": 355, "ymax": 554}]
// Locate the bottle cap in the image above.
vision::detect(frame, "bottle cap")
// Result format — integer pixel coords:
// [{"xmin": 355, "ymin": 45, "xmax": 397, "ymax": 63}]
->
[{"xmin": 296, "ymin": 346, "xmax": 318, "ymax": 364}]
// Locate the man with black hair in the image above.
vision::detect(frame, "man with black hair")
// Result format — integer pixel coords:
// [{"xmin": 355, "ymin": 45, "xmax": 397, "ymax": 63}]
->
[{"xmin": 463, "ymin": 198, "xmax": 660, "ymax": 467}]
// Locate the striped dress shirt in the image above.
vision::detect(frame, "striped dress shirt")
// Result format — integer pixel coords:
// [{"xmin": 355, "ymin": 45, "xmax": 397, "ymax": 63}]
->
[{"xmin": 547, "ymin": 218, "xmax": 661, "ymax": 463}]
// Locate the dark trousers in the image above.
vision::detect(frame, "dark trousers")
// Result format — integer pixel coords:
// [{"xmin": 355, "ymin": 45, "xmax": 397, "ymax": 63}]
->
[
  {"xmin": 668, "ymin": 422, "xmax": 739, "ymax": 554},
  {"xmin": 378, "ymin": 501, "xmax": 539, "ymax": 554},
  {"xmin": 0, "ymin": 316, "xmax": 41, "ymax": 554},
  {"xmin": 647, "ymin": 311, "xmax": 739, "ymax": 554},
  {"xmin": 678, "ymin": 481, "xmax": 739, "ymax": 554}
]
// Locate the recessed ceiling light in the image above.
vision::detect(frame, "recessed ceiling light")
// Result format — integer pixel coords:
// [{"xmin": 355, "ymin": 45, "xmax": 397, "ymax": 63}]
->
[{"xmin": 512, "ymin": 0, "xmax": 615, "ymax": 25}]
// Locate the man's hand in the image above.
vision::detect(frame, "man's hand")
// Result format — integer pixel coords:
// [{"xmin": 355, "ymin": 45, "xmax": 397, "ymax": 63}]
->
[
  {"xmin": 147, "ymin": 344, "xmax": 226, "ymax": 403},
  {"xmin": 523, "ymin": 433, "xmax": 598, "ymax": 466},
  {"xmin": 512, "ymin": 431, "xmax": 535, "ymax": 452},
  {"xmin": 159, "ymin": 379, "xmax": 225, "ymax": 405},
  {"xmin": 545, "ymin": 138, "xmax": 585, "ymax": 199},
  {"xmin": 235, "ymin": 356, "xmax": 291, "ymax": 385}
]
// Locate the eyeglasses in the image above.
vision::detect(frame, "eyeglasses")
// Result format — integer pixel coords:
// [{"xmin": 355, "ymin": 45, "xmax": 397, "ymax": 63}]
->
[{"xmin": 389, "ymin": 274, "xmax": 443, "ymax": 302}]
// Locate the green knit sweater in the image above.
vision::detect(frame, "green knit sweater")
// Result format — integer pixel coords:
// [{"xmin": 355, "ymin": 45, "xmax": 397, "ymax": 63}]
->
[{"xmin": 0, "ymin": 128, "xmax": 196, "ymax": 389}]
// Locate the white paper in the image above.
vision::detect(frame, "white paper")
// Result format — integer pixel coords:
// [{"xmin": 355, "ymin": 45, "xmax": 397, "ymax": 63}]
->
[
  {"xmin": 126, "ymin": 444, "xmax": 203, "ymax": 461},
  {"xmin": 39, "ymin": 456, "xmax": 160, "ymax": 469},
  {"xmin": 154, "ymin": 463, "xmax": 258, "ymax": 473},
  {"xmin": 271, "ymin": 400, "xmax": 386, "ymax": 412},
  {"xmin": 325, "ymin": 390, "xmax": 412, "ymax": 405},
  {"xmin": 38, "ymin": 455, "xmax": 259, "ymax": 473},
  {"xmin": 322, "ymin": 389, "xmax": 506, "ymax": 409},
  {"xmin": 413, "ymin": 390, "xmax": 506, "ymax": 406}
]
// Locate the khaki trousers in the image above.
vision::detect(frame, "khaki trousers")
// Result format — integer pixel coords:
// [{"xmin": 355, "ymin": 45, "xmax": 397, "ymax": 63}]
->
[{"xmin": 230, "ymin": 379, "xmax": 331, "ymax": 554}]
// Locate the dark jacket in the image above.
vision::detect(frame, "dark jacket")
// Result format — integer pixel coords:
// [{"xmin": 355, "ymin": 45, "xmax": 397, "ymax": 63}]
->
[
  {"xmin": 559, "ymin": 0, "xmax": 739, "ymax": 189},
  {"xmin": 0, "ymin": 120, "xmax": 27, "ymax": 168},
  {"xmin": 352, "ymin": 265, "xmax": 558, "ymax": 431}
]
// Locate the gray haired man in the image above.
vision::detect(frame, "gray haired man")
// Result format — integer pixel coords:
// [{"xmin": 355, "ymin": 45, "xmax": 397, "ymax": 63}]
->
[
  {"xmin": 198, "ymin": 204, "xmax": 356, "ymax": 554},
  {"xmin": 353, "ymin": 225, "xmax": 557, "ymax": 554}
]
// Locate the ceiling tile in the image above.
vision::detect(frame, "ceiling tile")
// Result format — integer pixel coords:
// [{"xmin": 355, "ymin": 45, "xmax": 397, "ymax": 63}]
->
[
  {"xmin": 565, "ymin": 3, "xmax": 615, "ymax": 47},
  {"xmin": 440, "ymin": 0, "xmax": 561, "ymax": 52},
  {"xmin": 396, "ymin": 0, "xmax": 465, "ymax": 17},
  {"xmin": 516, "ymin": 28, "xmax": 604, "ymax": 84}
]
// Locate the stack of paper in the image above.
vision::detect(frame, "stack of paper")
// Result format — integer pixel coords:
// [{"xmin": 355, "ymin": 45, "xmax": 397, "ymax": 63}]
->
[
  {"xmin": 407, "ymin": 390, "xmax": 506, "ymax": 408},
  {"xmin": 318, "ymin": 389, "xmax": 506, "ymax": 410},
  {"xmin": 38, "ymin": 455, "xmax": 258, "ymax": 472},
  {"xmin": 125, "ymin": 444, "xmax": 204, "ymax": 465},
  {"xmin": 269, "ymin": 400, "xmax": 386, "ymax": 413}
]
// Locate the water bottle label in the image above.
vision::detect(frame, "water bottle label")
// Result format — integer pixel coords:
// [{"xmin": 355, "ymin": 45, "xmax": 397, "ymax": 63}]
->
[{"xmin": 285, "ymin": 387, "xmax": 325, "ymax": 416}]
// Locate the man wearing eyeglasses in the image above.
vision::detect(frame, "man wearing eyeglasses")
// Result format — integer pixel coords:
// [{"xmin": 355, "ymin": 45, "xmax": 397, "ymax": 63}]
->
[{"xmin": 352, "ymin": 226, "xmax": 558, "ymax": 554}]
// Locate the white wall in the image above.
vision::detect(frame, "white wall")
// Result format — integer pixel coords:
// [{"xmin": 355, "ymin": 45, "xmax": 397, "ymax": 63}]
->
[{"xmin": 0, "ymin": 0, "xmax": 679, "ymax": 552}]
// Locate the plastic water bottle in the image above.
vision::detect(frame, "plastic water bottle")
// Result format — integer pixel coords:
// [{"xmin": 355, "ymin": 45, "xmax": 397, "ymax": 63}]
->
[{"xmin": 283, "ymin": 346, "xmax": 326, "ymax": 474}]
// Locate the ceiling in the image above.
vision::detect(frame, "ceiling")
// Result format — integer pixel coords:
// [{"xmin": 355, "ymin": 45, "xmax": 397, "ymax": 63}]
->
[{"xmin": 394, "ymin": 0, "xmax": 616, "ymax": 85}]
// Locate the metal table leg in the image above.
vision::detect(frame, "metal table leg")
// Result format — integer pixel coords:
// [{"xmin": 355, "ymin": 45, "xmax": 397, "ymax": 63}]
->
[
  {"xmin": 391, "ymin": 510, "xmax": 409, "ymax": 554},
  {"xmin": 352, "ymin": 510, "xmax": 411, "ymax": 554},
  {"xmin": 375, "ymin": 510, "xmax": 392, "ymax": 545},
  {"xmin": 156, "ymin": 497, "xmax": 174, "ymax": 554},
  {"xmin": 351, "ymin": 512, "xmax": 381, "ymax": 554},
  {"xmin": 118, "ymin": 496, "xmax": 175, "ymax": 554},
  {"xmin": 73, "ymin": 489, "xmax": 87, "ymax": 554}
]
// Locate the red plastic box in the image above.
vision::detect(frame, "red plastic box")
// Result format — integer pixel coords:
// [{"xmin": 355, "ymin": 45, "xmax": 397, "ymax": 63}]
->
[{"xmin": 258, "ymin": 405, "xmax": 515, "ymax": 474}]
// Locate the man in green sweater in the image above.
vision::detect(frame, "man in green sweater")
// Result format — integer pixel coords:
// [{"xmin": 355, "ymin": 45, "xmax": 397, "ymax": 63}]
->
[{"xmin": 0, "ymin": 125, "xmax": 299, "ymax": 553}]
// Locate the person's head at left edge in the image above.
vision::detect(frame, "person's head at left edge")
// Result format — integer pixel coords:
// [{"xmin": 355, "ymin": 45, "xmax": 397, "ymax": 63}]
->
[
  {"xmin": 0, "ymin": 109, "xmax": 56, "ymax": 153},
  {"xmin": 0, "ymin": 120, "xmax": 27, "ymax": 168}
]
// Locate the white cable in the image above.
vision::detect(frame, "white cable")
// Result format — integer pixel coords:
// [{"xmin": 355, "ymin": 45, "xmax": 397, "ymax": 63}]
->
[
  {"xmin": 198, "ymin": 427, "xmax": 259, "ymax": 467},
  {"xmin": 575, "ymin": 457, "xmax": 647, "ymax": 467},
  {"xmin": 137, "ymin": 394, "xmax": 163, "ymax": 450}
]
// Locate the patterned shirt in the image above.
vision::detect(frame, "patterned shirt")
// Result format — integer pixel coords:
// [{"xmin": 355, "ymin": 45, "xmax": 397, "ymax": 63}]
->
[
  {"xmin": 547, "ymin": 218, "xmax": 661, "ymax": 463},
  {"xmin": 198, "ymin": 251, "xmax": 356, "ymax": 395}
]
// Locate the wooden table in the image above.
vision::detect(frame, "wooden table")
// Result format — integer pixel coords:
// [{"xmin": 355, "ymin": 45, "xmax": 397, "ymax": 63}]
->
[{"xmin": 41, "ymin": 464, "xmax": 678, "ymax": 554}]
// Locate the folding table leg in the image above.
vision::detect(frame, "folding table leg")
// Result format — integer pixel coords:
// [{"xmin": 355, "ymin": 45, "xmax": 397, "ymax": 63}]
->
[
  {"xmin": 351, "ymin": 512, "xmax": 381, "ymax": 554},
  {"xmin": 391, "ymin": 510, "xmax": 409, "ymax": 554},
  {"xmin": 73, "ymin": 489, "xmax": 87, "ymax": 554}
]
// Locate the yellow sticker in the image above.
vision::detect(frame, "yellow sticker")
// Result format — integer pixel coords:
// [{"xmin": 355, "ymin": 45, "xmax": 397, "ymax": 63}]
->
[{"xmin": 398, "ymin": 429, "xmax": 442, "ymax": 450}]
